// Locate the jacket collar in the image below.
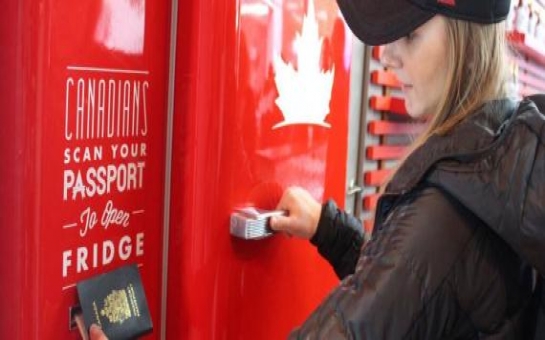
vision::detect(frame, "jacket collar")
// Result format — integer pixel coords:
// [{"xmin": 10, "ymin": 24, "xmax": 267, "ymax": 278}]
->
[{"xmin": 385, "ymin": 98, "xmax": 520, "ymax": 194}]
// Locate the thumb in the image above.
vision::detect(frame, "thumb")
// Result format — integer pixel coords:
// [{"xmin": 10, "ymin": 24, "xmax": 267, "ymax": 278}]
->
[
  {"xmin": 90, "ymin": 324, "xmax": 108, "ymax": 340},
  {"xmin": 269, "ymin": 215, "xmax": 292, "ymax": 232}
]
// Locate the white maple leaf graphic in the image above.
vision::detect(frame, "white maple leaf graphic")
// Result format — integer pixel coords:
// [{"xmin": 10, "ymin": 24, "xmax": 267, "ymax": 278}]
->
[
  {"xmin": 94, "ymin": 0, "xmax": 145, "ymax": 54},
  {"xmin": 273, "ymin": 0, "xmax": 335, "ymax": 129}
]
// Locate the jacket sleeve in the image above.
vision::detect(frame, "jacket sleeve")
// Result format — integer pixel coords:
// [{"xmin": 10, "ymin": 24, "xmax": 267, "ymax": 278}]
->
[{"xmin": 310, "ymin": 199, "xmax": 364, "ymax": 279}]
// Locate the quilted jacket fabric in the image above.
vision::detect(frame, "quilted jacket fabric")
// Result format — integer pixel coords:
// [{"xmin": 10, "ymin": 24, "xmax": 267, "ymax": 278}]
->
[{"xmin": 290, "ymin": 95, "xmax": 545, "ymax": 339}]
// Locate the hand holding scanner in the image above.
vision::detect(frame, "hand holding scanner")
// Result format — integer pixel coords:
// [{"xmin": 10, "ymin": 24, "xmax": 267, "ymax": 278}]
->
[{"xmin": 230, "ymin": 207, "xmax": 286, "ymax": 240}]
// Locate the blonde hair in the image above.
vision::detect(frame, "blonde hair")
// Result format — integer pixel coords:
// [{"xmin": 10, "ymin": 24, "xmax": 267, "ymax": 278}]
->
[
  {"xmin": 385, "ymin": 18, "xmax": 510, "ymax": 189},
  {"xmin": 430, "ymin": 18, "xmax": 509, "ymax": 134}
]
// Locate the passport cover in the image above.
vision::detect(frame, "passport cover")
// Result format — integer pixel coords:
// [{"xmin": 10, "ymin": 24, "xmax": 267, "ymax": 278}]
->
[{"xmin": 77, "ymin": 264, "xmax": 153, "ymax": 340}]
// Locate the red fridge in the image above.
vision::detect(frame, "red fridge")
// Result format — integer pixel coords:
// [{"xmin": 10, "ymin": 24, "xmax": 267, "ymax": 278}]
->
[
  {"xmin": 166, "ymin": 0, "xmax": 352, "ymax": 338},
  {"xmin": 0, "ymin": 0, "xmax": 353, "ymax": 338},
  {"xmin": 0, "ymin": 0, "xmax": 171, "ymax": 338}
]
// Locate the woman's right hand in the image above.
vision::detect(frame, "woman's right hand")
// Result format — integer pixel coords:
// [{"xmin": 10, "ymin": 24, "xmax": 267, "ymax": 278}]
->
[{"xmin": 269, "ymin": 186, "xmax": 321, "ymax": 240}]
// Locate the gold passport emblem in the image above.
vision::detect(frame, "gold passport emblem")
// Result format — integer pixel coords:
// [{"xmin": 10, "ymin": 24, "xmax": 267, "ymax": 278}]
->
[{"xmin": 100, "ymin": 289, "xmax": 132, "ymax": 324}]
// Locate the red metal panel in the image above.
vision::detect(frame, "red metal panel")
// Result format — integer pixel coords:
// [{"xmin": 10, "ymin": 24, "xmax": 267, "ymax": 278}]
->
[
  {"xmin": 514, "ymin": 55, "xmax": 545, "ymax": 80},
  {"xmin": 372, "ymin": 46, "xmax": 384, "ymax": 61},
  {"xmin": 363, "ymin": 193, "xmax": 380, "ymax": 211},
  {"xmin": 370, "ymin": 70, "xmax": 401, "ymax": 88},
  {"xmin": 368, "ymin": 121, "xmax": 426, "ymax": 135},
  {"xmin": 364, "ymin": 169, "xmax": 392, "ymax": 187},
  {"xmin": 0, "ymin": 2, "xmax": 30, "ymax": 338},
  {"xmin": 168, "ymin": 0, "xmax": 351, "ymax": 338},
  {"xmin": 0, "ymin": 1, "xmax": 171, "ymax": 338},
  {"xmin": 369, "ymin": 95, "xmax": 408, "ymax": 115},
  {"xmin": 507, "ymin": 31, "xmax": 545, "ymax": 66},
  {"xmin": 518, "ymin": 72, "xmax": 545, "ymax": 92},
  {"xmin": 364, "ymin": 219, "xmax": 375, "ymax": 233},
  {"xmin": 366, "ymin": 145, "xmax": 407, "ymax": 160}
]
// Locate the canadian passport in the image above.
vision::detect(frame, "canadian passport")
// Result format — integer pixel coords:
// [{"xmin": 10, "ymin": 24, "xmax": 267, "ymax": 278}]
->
[{"xmin": 77, "ymin": 264, "xmax": 153, "ymax": 340}]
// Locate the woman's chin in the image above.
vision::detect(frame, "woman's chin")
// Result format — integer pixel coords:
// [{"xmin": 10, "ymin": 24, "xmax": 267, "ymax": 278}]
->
[
  {"xmin": 405, "ymin": 104, "xmax": 426, "ymax": 119},
  {"xmin": 405, "ymin": 105, "xmax": 417, "ymax": 118}
]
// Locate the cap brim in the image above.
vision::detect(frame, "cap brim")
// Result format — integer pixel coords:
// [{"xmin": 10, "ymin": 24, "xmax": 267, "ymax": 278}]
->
[{"xmin": 337, "ymin": 0, "xmax": 435, "ymax": 45}]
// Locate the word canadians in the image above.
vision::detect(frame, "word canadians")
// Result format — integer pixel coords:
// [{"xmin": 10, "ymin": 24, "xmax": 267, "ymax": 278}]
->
[{"xmin": 65, "ymin": 77, "xmax": 149, "ymax": 141}]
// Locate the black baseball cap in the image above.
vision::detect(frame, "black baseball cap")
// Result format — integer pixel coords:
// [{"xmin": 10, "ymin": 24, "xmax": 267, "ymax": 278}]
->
[{"xmin": 337, "ymin": 0, "xmax": 511, "ymax": 45}]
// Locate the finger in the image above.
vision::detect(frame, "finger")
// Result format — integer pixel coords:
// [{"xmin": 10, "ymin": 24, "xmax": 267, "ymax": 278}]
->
[
  {"xmin": 269, "ymin": 215, "xmax": 292, "ymax": 232},
  {"xmin": 89, "ymin": 324, "xmax": 108, "ymax": 340},
  {"xmin": 276, "ymin": 186, "xmax": 298, "ymax": 209},
  {"xmin": 275, "ymin": 197, "xmax": 290, "ymax": 210}
]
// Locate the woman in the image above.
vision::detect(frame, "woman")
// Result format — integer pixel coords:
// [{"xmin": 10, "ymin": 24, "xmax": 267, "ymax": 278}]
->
[{"xmin": 271, "ymin": 0, "xmax": 545, "ymax": 338}]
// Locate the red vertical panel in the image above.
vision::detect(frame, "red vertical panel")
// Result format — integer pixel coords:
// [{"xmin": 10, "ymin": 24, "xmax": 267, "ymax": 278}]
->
[
  {"xmin": 168, "ymin": 0, "xmax": 351, "ymax": 338},
  {"xmin": 0, "ymin": 0, "xmax": 171, "ymax": 338},
  {"xmin": 0, "ymin": 1, "xmax": 35, "ymax": 338}
]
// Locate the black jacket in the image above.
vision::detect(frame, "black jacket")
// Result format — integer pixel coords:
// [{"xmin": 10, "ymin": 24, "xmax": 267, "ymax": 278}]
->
[{"xmin": 290, "ymin": 95, "xmax": 545, "ymax": 339}]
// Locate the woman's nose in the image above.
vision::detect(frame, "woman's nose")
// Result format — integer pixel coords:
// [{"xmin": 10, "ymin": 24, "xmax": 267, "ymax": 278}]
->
[{"xmin": 380, "ymin": 44, "xmax": 401, "ymax": 69}]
